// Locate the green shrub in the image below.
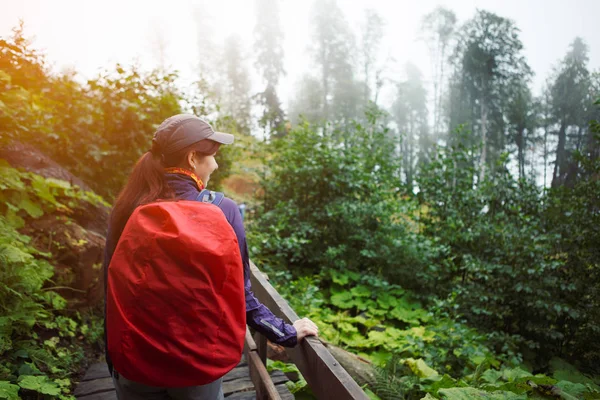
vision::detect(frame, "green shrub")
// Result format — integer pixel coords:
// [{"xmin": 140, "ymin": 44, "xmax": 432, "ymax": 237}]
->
[{"xmin": 0, "ymin": 164, "xmax": 107, "ymax": 398}]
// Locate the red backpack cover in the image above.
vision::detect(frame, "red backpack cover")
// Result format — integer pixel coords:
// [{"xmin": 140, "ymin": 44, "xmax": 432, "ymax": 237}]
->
[{"xmin": 106, "ymin": 200, "xmax": 246, "ymax": 387}]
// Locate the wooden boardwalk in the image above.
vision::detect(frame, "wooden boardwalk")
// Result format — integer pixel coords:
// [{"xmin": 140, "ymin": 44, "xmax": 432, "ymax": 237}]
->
[
  {"xmin": 74, "ymin": 262, "xmax": 371, "ymax": 399},
  {"xmin": 74, "ymin": 357, "xmax": 294, "ymax": 400}
]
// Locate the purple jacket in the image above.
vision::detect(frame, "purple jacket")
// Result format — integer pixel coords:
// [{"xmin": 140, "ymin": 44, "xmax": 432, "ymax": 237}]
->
[{"xmin": 103, "ymin": 174, "xmax": 297, "ymax": 373}]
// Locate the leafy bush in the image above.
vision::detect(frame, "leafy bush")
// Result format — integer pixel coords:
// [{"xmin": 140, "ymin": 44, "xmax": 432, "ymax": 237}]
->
[
  {"xmin": 417, "ymin": 126, "xmax": 600, "ymax": 371},
  {"xmin": 251, "ymin": 110, "xmax": 434, "ymax": 291},
  {"xmin": 0, "ymin": 25, "xmax": 233, "ymax": 201},
  {"xmin": 0, "ymin": 164, "xmax": 108, "ymax": 399},
  {"xmin": 375, "ymin": 357, "xmax": 600, "ymax": 400},
  {"xmin": 251, "ymin": 113, "xmax": 600, "ymax": 396},
  {"xmin": 271, "ymin": 268, "xmax": 516, "ymax": 377}
]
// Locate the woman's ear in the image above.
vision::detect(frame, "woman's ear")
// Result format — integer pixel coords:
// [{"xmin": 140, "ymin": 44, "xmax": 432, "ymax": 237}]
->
[{"xmin": 187, "ymin": 151, "xmax": 196, "ymax": 171}]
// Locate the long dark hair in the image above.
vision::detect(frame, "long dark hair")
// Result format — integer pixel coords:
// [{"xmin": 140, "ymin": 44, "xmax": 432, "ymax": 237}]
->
[{"xmin": 108, "ymin": 139, "xmax": 220, "ymax": 255}]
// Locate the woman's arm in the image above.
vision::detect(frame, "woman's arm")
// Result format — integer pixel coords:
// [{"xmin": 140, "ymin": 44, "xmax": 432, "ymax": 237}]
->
[{"xmin": 218, "ymin": 197, "xmax": 317, "ymax": 347}]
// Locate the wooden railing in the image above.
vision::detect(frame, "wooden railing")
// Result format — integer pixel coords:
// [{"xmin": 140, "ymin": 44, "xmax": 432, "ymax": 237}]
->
[{"xmin": 247, "ymin": 262, "xmax": 370, "ymax": 400}]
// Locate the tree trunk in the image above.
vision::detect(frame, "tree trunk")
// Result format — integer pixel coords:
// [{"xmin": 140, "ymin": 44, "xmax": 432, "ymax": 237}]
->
[
  {"xmin": 406, "ymin": 118, "xmax": 414, "ymax": 189},
  {"xmin": 479, "ymin": 100, "xmax": 488, "ymax": 183},
  {"xmin": 517, "ymin": 127, "xmax": 525, "ymax": 180},
  {"xmin": 321, "ymin": 44, "xmax": 329, "ymax": 123},
  {"xmin": 552, "ymin": 122, "xmax": 566, "ymax": 187},
  {"xmin": 543, "ymin": 124, "xmax": 549, "ymax": 188},
  {"xmin": 437, "ymin": 44, "xmax": 447, "ymax": 136}
]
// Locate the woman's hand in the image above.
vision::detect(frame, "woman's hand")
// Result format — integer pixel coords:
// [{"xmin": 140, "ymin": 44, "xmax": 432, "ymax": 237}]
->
[{"xmin": 293, "ymin": 317, "xmax": 319, "ymax": 342}]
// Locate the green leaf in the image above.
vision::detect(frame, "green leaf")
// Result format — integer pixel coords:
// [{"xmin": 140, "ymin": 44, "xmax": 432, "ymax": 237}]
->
[
  {"xmin": 31, "ymin": 176, "xmax": 59, "ymax": 206},
  {"xmin": 0, "ymin": 381, "xmax": 20, "ymax": 400},
  {"xmin": 438, "ymin": 387, "xmax": 526, "ymax": 399},
  {"xmin": 423, "ymin": 374, "xmax": 461, "ymax": 396},
  {"xmin": 405, "ymin": 358, "xmax": 439, "ymax": 378},
  {"xmin": 364, "ymin": 387, "xmax": 383, "ymax": 400},
  {"xmin": 368, "ymin": 350, "xmax": 392, "ymax": 366},
  {"xmin": 5, "ymin": 209, "xmax": 25, "ymax": 229},
  {"xmin": 18, "ymin": 362, "xmax": 42, "ymax": 376},
  {"xmin": 17, "ymin": 375, "xmax": 61, "ymax": 396},
  {"xmin": 502, "ymin": 367, "xmax": 532, "ymax": 382},
  {"xmin": 556, "ymin": 381, "xmax": 588, "ymax": 398},
  {"xmin": 267, "ymin": 360, "xmax": 300, "ymax": 374},
  {"xmin": 481, "ymin": 369, "xmax": 503, "ymax": 384},
  {"xmin": 350, "ymin": 285, "xmax": 372, "ymax": 298},
  {"xmin": 330, "ymin": 291, "xmax": 354, "ymax": 309},
  {"xmin": 45, "ymin": 178, "xmax": 71, "ymax": 190},
  {"xmin": 550, "ymin": 358, "xmax": 599, "ymax": 388},
  {"xmin": 375, "ymin": 292, "xmax": 398, "ymax": 310},
  {"xmin": 39, "ymin": 291, "xmax": 68, "ymax": 310},
  {"xmin": 0, "ymin": 244, "xmax": 32, "ymax": 264},
  {"xmin": 18, "ymin": 197, "xmax": 44, "ymax": 218}
]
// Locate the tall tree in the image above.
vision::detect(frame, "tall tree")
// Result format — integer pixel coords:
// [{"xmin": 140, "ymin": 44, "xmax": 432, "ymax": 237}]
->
[
  {"xmin": 549, "ymin": 37, "xmax": 592, "ymax": 187},
  {"xmin": 254, "ymin": 0, "xmax": 286, "ymax": 138},
  {"xmin": 392, "ymin": 63, "xmax": 428, "ymax": 189},
  {"xmin": 194, "ymin": 2, "xmax": 221, "ymax": 99},
  {"xmin": 359, "ymin": 9, "xmax": 385, "ymax": 106},
  {"xmin": 308, "ymin": 0, "xmax": 359, "ymax": 126},
  {"xmin": 421, "ymin": 6, "xmax": 457, "ymax": 138},
  {"xmin": 539, "ymin": 83, "xmax": 554, "ymax": 188},
  {"xmin": 448, "ymin": 10, "xmax": 532, "ymax": 182},
  {"xmin": 506, "ymin": 80, "xmax": 538, "ymax": 180},
  {"xmin": 288, "ymin": 75, "xmax": 323, "ymax": 125},
  {"xmin": 148, "ymin": 23, "xmax": 169, "ymax": 71},
  {"xmin": 222, "ymin": 34, "xmax": 252, "ymax": 134}
]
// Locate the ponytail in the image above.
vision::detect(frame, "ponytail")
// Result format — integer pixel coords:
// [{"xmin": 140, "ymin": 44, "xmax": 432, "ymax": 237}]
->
[
  {"xmin": 108, "ymin": 139, "xmax": 221, "ymax": 254},
  {"xmin": 108, "ymin": 152, "xmax": 173, "ymax": 254}
]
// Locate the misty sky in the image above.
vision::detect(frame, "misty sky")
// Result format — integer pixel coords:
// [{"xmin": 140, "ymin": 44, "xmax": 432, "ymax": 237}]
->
[{"xmin": 2, "ymin": 0, "xmax": 599, "ymax": 112}]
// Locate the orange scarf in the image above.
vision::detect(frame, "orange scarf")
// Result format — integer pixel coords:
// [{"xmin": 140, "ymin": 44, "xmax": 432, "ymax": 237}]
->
[{"xmin": 164, "ymin": 167, "xmax": 205, "ymax": 191}]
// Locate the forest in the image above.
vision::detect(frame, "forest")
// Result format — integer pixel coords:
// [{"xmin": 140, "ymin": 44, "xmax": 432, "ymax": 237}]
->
[{"xmin": 0, "ymin": 1, "xmax": 599, "ymax": 399}]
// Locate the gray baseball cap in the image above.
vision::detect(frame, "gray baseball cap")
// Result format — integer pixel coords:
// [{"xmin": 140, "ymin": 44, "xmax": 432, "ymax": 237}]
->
[{"xmin": 153, "ymin": 114, "xmax": 234, "ymax": 155}]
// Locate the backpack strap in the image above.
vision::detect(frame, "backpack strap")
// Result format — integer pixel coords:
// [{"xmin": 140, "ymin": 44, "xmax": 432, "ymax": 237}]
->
[{"xmin": 195, "ymin": 189, "xmax": 225, "ymax": 207}]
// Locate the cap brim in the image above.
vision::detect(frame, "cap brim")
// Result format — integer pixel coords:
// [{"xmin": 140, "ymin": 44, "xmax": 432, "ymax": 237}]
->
[{"xmin": 210, "ymin": 131, "xmax": 235, "ymax": 145}]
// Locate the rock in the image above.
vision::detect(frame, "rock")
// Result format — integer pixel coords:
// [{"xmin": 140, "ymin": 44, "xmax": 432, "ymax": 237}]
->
[
  {"xmin": 0, "ymin": 141, "xmax": 92, "ymax": 191},
  {"xmin": 1, "ymin": 141, "xmax": 109, "ymax": 306},
  {"xmin": 267, "ymin": 341, "xmax": 289, "ymax": 362},
  {"xmin": 21, "ymin": 215, "xmax": 105, "ymax": 306},
  {"xmin": 0, "ymin": 141, "xmax": 110, "ymax": 235}
]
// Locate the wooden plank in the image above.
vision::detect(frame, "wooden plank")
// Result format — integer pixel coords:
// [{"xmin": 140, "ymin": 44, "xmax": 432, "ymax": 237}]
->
[
  {"xmin": 254, "ymin": 331, "xmax": 268, "ymax": 366},
  {"xmin": 275, "ymin": 383, "xmax": 295, "ymax": 400},
  {"xmin": 223, "ymin": 369, "xmax": 289, "ymax": 395},
  {"xmin": 246, "ymin": 327, "xmax": 257, "ymax": 352},
  {"xmin": 81, "ymin": 364, "xmax": 111, "ymax": 382},
  {"xmin": 250, "ymin": 262, "xmax": 370, "ymax": 400},
  {"xmin": 246, "ymin": 329, "xmax": 282, "ymax": 400},
  {"xmin": 77, "ymin": 390, "xmax": 117, "ymax": 400},
  {"xmin": 248, "ymin": 351, "xmax": 282, "ymax": 400},
  {"xmin": 223, "ymin": 365, "xmax": 251, "ymax": 382},
  {"xmin": 73, "ymin": 378, "xmax": 114, "ymax": 397},
  {"xmin": 225, "ymin": 379, "xmax": 294, "ymax": 400},
  {"xmin": 223, "ymin": 376, "xmax": 254, "ymax": 395},
  {"xmin": 226, "ymin": 391, "xmax": 257, "ymax": 400}
]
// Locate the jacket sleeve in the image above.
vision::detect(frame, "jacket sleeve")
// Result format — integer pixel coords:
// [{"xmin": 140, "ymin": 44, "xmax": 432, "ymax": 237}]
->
[{"xmin": 219, "ymin": 197, "xmax": 298, "ymax": 348}]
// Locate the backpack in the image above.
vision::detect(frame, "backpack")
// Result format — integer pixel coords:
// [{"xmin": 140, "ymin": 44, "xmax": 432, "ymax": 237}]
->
[{"xmin": 106, "ymin": 196, "xmax": 246, "ymax": 387}]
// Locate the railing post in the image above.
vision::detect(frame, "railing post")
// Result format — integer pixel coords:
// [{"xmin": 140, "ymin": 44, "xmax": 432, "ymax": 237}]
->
[
  {"xmin": 249, "ymin": 262, "xmax": 370, "ymax": 400},
  {"xmin": 245, "ymin": 329, "xmax": 282, "ymax": 400},
  {"xmin": 254, "ymin": 331, "xmax": 268, "ymax": 366}
]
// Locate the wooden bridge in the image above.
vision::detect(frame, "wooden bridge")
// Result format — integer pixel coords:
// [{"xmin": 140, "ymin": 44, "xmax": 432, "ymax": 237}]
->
[{"xmin": 74, "ymin": 262, "xmax": 370, "ymax": 400}]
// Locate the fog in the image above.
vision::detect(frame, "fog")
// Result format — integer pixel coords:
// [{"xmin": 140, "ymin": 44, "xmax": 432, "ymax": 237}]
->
[
  {"xmin": 2, "ymin": 0, "xmax": 600, "ymax": 188},
  {"xmin": 2, "ymin": 0, "xmax": 598, "ymax": 107}
]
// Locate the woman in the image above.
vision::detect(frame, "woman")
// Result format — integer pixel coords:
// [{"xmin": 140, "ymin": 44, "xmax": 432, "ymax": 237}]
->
[{"xmin": 103, "ymin": 114, "xmax": 318, "ymax": 400}]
